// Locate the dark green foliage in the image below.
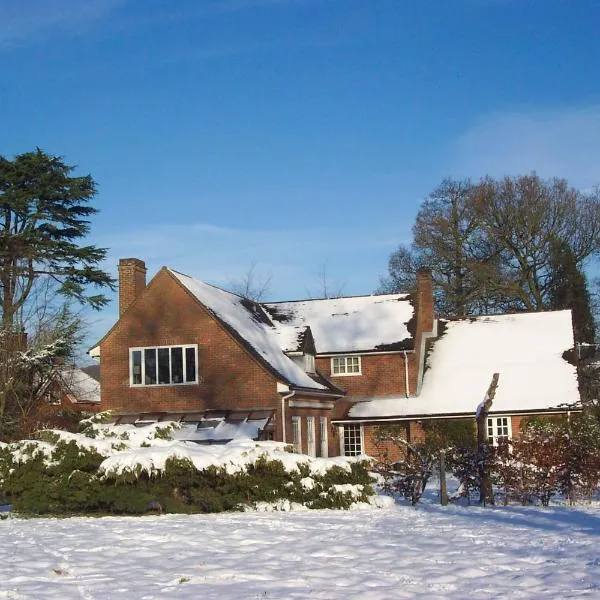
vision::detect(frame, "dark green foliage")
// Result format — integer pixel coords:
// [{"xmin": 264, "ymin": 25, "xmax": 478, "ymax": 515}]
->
[
  {"xmin": 0, "ymin": 445, "xmax": 374, "ymax": 515},
  {"xmin": 420, "ymin": 419, "xmax": 476, "ymax": 450},
  {"xmin": 548, "ymin": 239, "xmax": 595, "ymax": 345},
  {"xmin": 0, "ymin": 149, "xmax": 115, "ymax": 324}
]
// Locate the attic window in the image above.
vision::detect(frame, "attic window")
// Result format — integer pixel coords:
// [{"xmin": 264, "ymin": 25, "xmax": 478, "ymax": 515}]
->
[
  {"xmin": 331, "ymin": 355, "xmax": 361, "ymax": 376},
  {"xmin": 130, "ymin": 345, "xmax": 198, "ymax": 386}
]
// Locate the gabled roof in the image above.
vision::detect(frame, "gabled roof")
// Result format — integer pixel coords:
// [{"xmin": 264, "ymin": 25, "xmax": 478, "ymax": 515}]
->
[
  {"xmin": 263, "ymin": 294, "xmax": 414, "ymax": 354},
  {"xmin": 349, "ymin": 310, "xmax": 580, "ymax": 419},
  {"xmin": 169, "ymin": 269, "xmax": 329, "ymax": 392}
]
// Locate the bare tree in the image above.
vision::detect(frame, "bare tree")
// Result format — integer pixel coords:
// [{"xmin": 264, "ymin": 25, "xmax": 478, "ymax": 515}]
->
[
  {"xmin": 382, "ymin": 175, "xmax": 600, "ymax": 316},
  {"xmin": 306, "ymin": 263, "xmax": 346, "ymax": 299},
  {"xmin": 227, "ymin": 262, "xmax": 273, "ymax": 301}
]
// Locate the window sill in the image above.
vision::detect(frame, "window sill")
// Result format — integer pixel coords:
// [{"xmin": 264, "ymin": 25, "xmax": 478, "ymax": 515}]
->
[
  {"xmin": 130, "ymin": 381, "xmax": 198, "ymax": 388},
  {"xmin": 331, "ymin": 372, "xmax": 362, "ymax": 377}
]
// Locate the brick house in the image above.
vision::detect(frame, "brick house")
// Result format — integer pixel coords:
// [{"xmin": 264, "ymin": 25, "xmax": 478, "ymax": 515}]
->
[{"xmin": 90, "ymin": 259, "xmax": 580, "ymax": 458}]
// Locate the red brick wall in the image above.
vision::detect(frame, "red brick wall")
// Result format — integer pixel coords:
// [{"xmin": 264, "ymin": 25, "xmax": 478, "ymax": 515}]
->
[
  {"xmin": 100, "ymin": 268, "xmax": 285, "ymax": 439},
  {"xmin": 363, "ymin": 423, "xmax": 409, "ymax": 463},
  {"xmin": 317, "ymin": 352, "xmax": 417, "ymax": 401}
]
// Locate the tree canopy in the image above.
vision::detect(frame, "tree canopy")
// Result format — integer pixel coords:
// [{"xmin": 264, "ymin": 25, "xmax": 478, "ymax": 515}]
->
[
  {"xmin": 381, "ymin": 174, "xmax": 600, "ymax": 321},
  {"xmin": 0, "ymin": 149, "xmax": 115, "ymax": 329}
]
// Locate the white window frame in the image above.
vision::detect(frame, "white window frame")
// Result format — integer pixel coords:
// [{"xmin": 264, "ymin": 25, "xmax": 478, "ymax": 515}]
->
[
  {"xmin": 331, "ymin": 355, "xmax": 361, "ymax": 376},
  {"xmin": 320, "ymin": 416, "xmax": 328, "ymax": 458},
  {"xmin": 291, "ymin": 416, "xmax": 302, "ymax": 454},
  {"xmin": 129, "ymin": 344, "xmax": 198, "ymax": 387},
  {"xmin": 306, "ymin": 416, "xmax": 316, "ymax": 457},
  {"xmin": 487, "ymin": 415, "xmax": 512, "ymax": 446},
  {"xmin": 339, "ymin": 424, "xmax": 364, "ymax": 456}
]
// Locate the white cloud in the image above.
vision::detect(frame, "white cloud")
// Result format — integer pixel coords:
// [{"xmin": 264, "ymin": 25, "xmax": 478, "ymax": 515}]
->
[
  {"xmin": 0, "ymin": 0, "xmax": 125, "ymax": 48},
  {"xmin": 450, "ymin": 105, "xmax": 600, "ymax": 189}
]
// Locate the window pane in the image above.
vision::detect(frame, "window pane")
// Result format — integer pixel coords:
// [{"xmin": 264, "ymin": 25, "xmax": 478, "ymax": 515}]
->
[
  {"xmin": 343, "ymin": 424, "xmax": 362, "ymax": 456},
  {"xmin": 144, "ymin": 348, "xmax": 157, "ymax": 384},
  {"xmin": 292, "ymin": 416, "xmax": 301, "ymax": 453},
  {"xmin": 158, "ymin": 348, "xmax": 170, "ymax": 384},
  {"xmin": 185, "ymin": 347, "xmax": 196, "ymax": 382},
  {"xmin": 171, "ymin": 347, "xmax": 183, "ymax": 383},
  {"xmin": 132, "ymin": 350, "xmax": 142, "ymax": 385}
]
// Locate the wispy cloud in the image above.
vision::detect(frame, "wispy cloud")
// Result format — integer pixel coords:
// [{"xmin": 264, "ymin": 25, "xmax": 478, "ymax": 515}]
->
[
  {"xmin": 449, "ymin": 104, "xmax": 600, "ymax": 189},
  {"xmin": 0, "ymin": 0, "xmax": 126, "ymax": 48}
]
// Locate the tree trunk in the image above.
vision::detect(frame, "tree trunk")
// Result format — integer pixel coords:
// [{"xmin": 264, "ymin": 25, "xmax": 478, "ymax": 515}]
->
[{"xmin": 477, "ymin": 373, "xmax": 499, "ymax": 506}]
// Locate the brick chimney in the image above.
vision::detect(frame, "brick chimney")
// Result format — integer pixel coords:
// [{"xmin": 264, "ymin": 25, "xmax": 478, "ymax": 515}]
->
[
  {"xmin": 118, "ymin": 258, "xmax": 147, "ymax": 316},
  {"xmin": 415, "ymin": 268, "xmax": 434, "ymax": 334},
  {"xmin": 414, "ymin": 268, "xmax": 436, "ymax": 394}
]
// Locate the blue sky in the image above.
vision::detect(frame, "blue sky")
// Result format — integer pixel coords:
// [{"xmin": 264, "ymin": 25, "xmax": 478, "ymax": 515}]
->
[{"xmin": 2, "ymin": 0, "xmax": 600, "ymax": 342}]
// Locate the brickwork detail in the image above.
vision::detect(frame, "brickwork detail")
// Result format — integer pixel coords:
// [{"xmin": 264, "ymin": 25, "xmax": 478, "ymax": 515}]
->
[{"xmin": 101, "ymin": 268, "xmax": 285, "ymax": 439}]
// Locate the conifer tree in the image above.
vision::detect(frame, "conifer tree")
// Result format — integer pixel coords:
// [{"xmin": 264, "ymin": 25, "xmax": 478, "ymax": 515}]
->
[
  {"xmin": 548, "ymin": 238, "xmax": 595, "ymax": 344},
  {"xmin": 0, "ymin": 149, "xmax": 114, "ymax": 331}
]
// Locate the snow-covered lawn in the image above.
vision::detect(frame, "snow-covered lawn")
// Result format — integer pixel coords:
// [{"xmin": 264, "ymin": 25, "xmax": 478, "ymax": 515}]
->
[{"xmin": 2, "ymin": 501, "xmax": 600, "ymax": 599}]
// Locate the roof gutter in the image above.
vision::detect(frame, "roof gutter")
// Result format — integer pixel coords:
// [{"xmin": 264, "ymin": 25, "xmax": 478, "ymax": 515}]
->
[{"xmin": 333, "ymin": 406, "xmax": 582, "ymax": 424}]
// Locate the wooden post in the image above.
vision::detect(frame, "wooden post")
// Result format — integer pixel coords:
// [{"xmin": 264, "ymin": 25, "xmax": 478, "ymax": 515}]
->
[
  {"xmin": 476, "ymin": 373, "xmax": 499, "ymax": 506},
  {"xmin": 439, "ymin": 449, "xmax": 448, "ymax": 506}
]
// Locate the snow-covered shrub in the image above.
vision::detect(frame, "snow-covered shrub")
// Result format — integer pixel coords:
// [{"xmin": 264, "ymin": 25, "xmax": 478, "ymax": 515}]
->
[{"xmin": 0, "ymin": 423, "xmax": 374, "ymax": 515}]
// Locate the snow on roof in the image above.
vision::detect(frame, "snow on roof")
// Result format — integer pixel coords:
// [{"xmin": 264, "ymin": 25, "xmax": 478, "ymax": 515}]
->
[
  {"xmin": 264, "ymin": 294, "xmax": 414, "ymax": 354},
  {"xmin": 59, "ymin": 366, "xmax": 100, "ymax": 404},
  {"xmin": 349, "ymin": 310, "xmax": 580, "ymax": 419},
  {"xmin": 169, "ymin": 269, "xmax": 326, "ymax": 390}
]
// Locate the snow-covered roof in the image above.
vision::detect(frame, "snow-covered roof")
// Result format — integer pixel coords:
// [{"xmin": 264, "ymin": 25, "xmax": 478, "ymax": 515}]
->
[
  {"xmin": 349, "ymin": 310, "xmax": 579, "ymax": 419},
  {"xmin": 169, "ymin": 269, "xmax": 327, "ymax": 391},
  {"xmin": 264, "ymin": 294, "xmax": 414, "ymax": 354},
  {"xmin": 59, "ymin": 366, "xmax": 101, "ymax": 404}
]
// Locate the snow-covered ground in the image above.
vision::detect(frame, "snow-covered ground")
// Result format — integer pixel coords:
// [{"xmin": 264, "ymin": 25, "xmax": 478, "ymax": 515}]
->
[{"xmin": 2, "ymin": 500, "xmax": 600, "ymax": 599}]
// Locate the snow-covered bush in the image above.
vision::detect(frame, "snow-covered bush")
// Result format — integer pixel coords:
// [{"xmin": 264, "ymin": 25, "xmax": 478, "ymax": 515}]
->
[{"xmin": 0, "ymin": 422, "xmax": 374, "ymax": 515}]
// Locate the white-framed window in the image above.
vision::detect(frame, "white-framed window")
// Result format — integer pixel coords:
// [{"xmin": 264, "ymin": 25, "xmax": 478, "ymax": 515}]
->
[
  {"xmin": 291, "ymin": 416, "xmax": 302, "ymax": 453},
  {"xmin": 130, "ymin": 344, "xmax": 198, "ymax": 386},
  {"xmin": 487, "ymin": 416, "xmax": 512, "ymax": 445},
  {"xmin": 340, "ymin": 424, "xmax": 363, "ymax": 456},
  {"xmin": 306, "ymin": 416, "xmax": 316, "ymax": 457},
  {"xmin": 320, "ymin": 416, "xmax": 328, "ymax": 458},
  {"xmin": 331, "ymin": 355, "xmax": 361, "ymax": 376}
]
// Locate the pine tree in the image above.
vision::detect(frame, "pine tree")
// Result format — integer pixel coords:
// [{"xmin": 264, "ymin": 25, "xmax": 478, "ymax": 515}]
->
[
  {"xmin": 548, "ymin": 238, "xmax": 595, "ymax": 344},
  {"xmin": 0, "ymin": 149, "xmax": 115, "ymax": 330},
  {"xmin": 0, "ymin": 149, "xmax": 114, "ymax": 437}
]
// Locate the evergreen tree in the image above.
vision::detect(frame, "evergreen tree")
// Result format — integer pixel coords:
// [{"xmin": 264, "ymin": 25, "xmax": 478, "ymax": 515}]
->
[
  {"xmin": 548, "ymin": 238, "xmax": 595, "ymax": 344},
  {"xmin": 0, "ymin": 148, "xmax": 113, "ymax": 437},
  {"xmin": 0, "ymin": 149, "xmax": 114, "ymax": 330}
]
